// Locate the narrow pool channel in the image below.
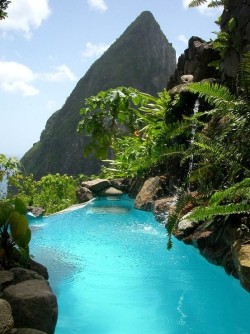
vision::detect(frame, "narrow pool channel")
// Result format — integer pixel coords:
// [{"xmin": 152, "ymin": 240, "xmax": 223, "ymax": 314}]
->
[{"xmin": 29, "ymin": 196, "xmax": 250, "ymax": 334}]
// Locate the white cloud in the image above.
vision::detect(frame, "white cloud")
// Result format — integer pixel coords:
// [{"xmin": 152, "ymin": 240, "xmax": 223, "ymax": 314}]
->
[
  {"xmin": 0, "ymin": 61, "xmax": 38, "ymax": 96},
  {"xmin": 182, "ymin": 0, "xmax": 222, "ymax": 17},
  {"xmin": 177, "ymin": 34, "xmax": 189, "ymax": 45},
  {"xmin": 0, "ymin": 0, "xmax": 51, "ymax": 38},
  {"xmin": 87, "ymin": 0, "xmax": 107, "ymax": 12},
  {"xmin": 41, "ymin": 65, "xmax": 77, "ymax": 82},
  {"xmin": 82, "ymin": 42, "xmax": 109, "ymax": 58},
  {"xmin": 0, "ymin": 62, "xmax": 77, "ymax": 96}
]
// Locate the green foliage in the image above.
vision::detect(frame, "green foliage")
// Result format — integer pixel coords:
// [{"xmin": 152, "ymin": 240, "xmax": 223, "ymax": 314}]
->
[
  {"xmin": 166, "ymin": 60, "xmax": 250, "ymax": 247},
  {"xmin": 0, "ymin": 154, "xmax": 21, "ymax": 182},
  {"xmin": 78, "ymin": 87, "xmax": 153, "ymax": 159},
  {"xmin": 7, "ymin": 170, "xmax": 78, "ymax": 215},
  {"xmin": 238, "ymin": 50, "xmax": 250, "ymax": 104},
  {"xmin": 32, "ymin": 174, "xmax": 77, "ymax": 215},
  {"xmin": 79, "ymin": 87, "xmax": 194, "ymax": 179},
  {"xmin": 188, "ymin": 0, "xmax": 226, "ymax": 8},
  {"xmin": 0, "ymin": 0, "xmax": 11, "ymax": 20},
  {"xmin": 0, "ymin": 198, "xmax": 31, "ymax": 268}
]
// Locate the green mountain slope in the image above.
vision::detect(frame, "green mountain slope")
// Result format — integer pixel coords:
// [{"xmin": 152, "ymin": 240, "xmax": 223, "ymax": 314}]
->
[{"xmin": 21, "ymin": 11, "xmax": 176, "ymax": 178}]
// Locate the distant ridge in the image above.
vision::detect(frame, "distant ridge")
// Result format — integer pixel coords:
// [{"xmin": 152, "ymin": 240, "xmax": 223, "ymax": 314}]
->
[{"xmin": 21, "ymin": 11, "xmax": 176, "ymax": 178}]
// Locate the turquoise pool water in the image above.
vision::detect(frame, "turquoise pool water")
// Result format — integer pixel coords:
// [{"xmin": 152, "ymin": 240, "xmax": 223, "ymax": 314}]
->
[{"xmin": 30, "ymin": 196, "xmax": 250, "ymax": 334}]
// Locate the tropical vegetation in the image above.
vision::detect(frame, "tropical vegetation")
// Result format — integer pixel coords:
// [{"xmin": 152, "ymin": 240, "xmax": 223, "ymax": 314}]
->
[{"xmin": 78, "ymin": 49, "xmax": 250, "ymax": 249}]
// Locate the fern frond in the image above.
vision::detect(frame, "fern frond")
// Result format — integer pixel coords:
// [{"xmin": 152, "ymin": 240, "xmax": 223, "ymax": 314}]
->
[
  {"xmin": 186, "ymin": 82, "xmax": 237, "ymax": 112},
  {"xmin": 183, "ymin": 202, "xmax": 250, "ymax": 222},
  {"xmin": 209, "ymin": 178, "xmax": 250, "ymax": 206},
  {"xmin": 238, "ymin": 50, "xmax": 250, "ymax": 104}
]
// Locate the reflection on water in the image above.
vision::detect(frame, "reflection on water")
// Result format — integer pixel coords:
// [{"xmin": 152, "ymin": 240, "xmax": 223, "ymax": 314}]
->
[{"xmin": 87, "ymin": 206, "xmax": 130, "ymax": 214}]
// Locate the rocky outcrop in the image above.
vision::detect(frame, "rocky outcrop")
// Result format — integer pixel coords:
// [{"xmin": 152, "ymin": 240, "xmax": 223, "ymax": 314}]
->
[
  {"xmin": 76, "ymin": 186, "xmax": 93, "ymax": 203},
  {"xmin": 0, "ymin": 266, "xmax": 57, "ymax": 334},
  {"xmin": 173, "ymin": 216, "xmax": 250, "ymax": 291},
  {"xmin": 134, "ymin": 176, "xmax": 165, "ymax": 211},
  {"xmin": 232, "ymin": 240, "xmax": 250, "ymax": 292},
  {"xmin": 3, "ymin": 279, "xmax": 57, "ymax": 334},
  {"xmin": 167, "ymin": 36, "xmax": 220, "ymax": 89},
  {"xmin": 76, "ymin": 178, "xmax": 129, "ymax": 203},
  {"xmin": 21, "ymin": 11, "xmax": 176, "ymax": 179}
]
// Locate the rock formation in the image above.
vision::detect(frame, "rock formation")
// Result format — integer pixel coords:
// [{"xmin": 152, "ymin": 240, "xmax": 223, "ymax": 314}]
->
[
  {"xmin": 167, "ymin": 36, "xmax": 220, "ymax": 89},
  {"xmin": 21, "ymin": 11, "xmax": 176, "ymax": 179},
  {"xmin": 0, "ymin": 265, "xmax": 58, "ymax": 334}
]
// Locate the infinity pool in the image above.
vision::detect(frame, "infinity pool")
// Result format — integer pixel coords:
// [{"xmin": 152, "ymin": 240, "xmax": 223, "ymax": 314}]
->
[{"xmin": 30, "ymin": 196, "xmax": 250, "ymax": 334}]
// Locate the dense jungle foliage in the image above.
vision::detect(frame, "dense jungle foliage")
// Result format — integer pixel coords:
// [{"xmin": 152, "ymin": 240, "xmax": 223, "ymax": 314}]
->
[{"xmin": 78, "ymin": 49, "xmax": 250, "ymax": 248}]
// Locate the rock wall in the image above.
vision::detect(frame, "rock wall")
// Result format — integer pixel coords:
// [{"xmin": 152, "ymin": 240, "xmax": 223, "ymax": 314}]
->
[
  {"xmin": 220, "ymin": 0, "xmax": 250, "ymax": 91},
  {"xmin": 168, "ymin": 0, "xmax": 250, "ymax": 92},
  {"xmin": 167, "ymin": 36, "xmax": 220, "ymax": 89}
]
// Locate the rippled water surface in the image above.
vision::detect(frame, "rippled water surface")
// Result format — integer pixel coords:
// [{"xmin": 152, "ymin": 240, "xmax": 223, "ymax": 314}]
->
[{"xmin": 30, "ymin": 196, "xmax": 250, "ymax": 334}]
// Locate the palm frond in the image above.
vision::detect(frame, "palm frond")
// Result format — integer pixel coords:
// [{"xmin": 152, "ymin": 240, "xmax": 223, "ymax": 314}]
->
[{"xmin": 188, "ymin": 0, "xmax": 208, "ymax": 7}]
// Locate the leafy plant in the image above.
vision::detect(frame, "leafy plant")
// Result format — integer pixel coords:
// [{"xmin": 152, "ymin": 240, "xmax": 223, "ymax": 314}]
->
[
  {"xmin": 0, "ymin": 198, "xmax": 31, "ymax": 268},
  {"xmin": 0, "ymin": 0, "xmax": 11, "ymax": 20},
  {"xmin": 188, "ymin": 0, "xmax": 227, "ymax": 8},
  {"xmin": 166, "ymin": 55, "xmax": 250, "ymax": 247}
]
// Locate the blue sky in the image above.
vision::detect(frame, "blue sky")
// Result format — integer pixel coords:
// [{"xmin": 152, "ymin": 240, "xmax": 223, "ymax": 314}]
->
[{"xmin": 0, "ymin": 0, "xmax": 222, "ymax": 158}]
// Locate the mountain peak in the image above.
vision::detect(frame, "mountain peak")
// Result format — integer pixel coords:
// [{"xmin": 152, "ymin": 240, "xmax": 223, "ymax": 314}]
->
[{"xmin": 21, "ymin": 13, "xmax": 176, "ymax": 178}]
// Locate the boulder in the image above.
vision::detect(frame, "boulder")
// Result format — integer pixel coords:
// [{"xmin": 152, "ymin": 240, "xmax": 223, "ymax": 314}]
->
[
  {"xmin": 135, "ymin": 176, "xmax": 162, "ymax": 211},
  {"xmin": 81, "ymin": 179, "xmax": 110, "ymax": 194},
  {"xmin": 128, "ymin": 177, "xmax": 145, "ymax": 199},
  {"xmin": 153, "ymin": 197, "xmax": 176, "ymax": 222},
  {"xmin": 100, "ymin": 187, "xmax": 123, "ymax": 196},
  {"xmin": 110, "ymin": 178, "xmax": 131, "ymax": 192},
  {"xmin": 29, "ymin": 259, "xmax": 49, "ymax": 280},
  {"xmin": 27, "ymin": 207, "xmax": 45, "ymax": 218},
  {"xmin": 177, "ymin": 219, "xmax": 200, "ymax": 238},
  {"xmin": 76, "ymin": 186, "xmax": 93, "ymax": 203},
  {"xmin": 12, "ymin": 329, "xmax": 47, "ymax": 334},
  {"xmin": 10, "ymin": 268, "xmax": 45, "ymax": 285},
  {"xmin": 232, "ymin": 240, "xmax": 250, "ymax": 292},
  {"xmin": 3, "ymin": 279, "xmax": 58, "ymax": 334},
  {"xmin": 0, "ymin": 299, "xmax": 14, "ymax": 333},
  {"xmin": 0, "ymin": 271, "xmax": 14, "ymax": 290}
]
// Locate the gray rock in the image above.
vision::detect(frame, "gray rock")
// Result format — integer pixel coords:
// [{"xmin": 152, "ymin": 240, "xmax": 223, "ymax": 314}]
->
[
  {"xmin": 10, "ymin": 267, "xmax": 45, "ymax": 285},
  {"xmin": 153, "ymin": 197, "xmax": 176, "ymax": 223},
  {"xmin": 81, "ymin": 179, "xmax": 110, "ymax": 194},
  {"xmin": 178, "ymin": 219, "xmax": 198, "ymax": 232},
  {"xmin": 181, "ymin": 74, "xmax": 193, "ymax": 83},
  {"xmin": 135, "ymin": 176, "xmax": 162, "ymax": 211},
  {"xmin": 100, "ymin": 187, "xmax": 123, "ymax": 196},
  {"xmin": 76, "ymin": 186, "xmax": 93, "ymax": 203},
  {"xmin": 27, "ymin": 206, "xmax": 45, "ymax": 218},
  {"xmin": 12, "ymin": 329, "xmax": 47, "ymax": 334},
  {"xmin": 167, "ymin": 36, "xmax": 220, "ymax": 89},
  {"xmin": 3, "ymin": 279, "xmax": 58, "ymax": 334},
  {"xmin": 0, "ymin": 271, "xmax": 14, "ymax": 290},
  {"xmin": 29, "ymin": 259, "xmax": 49, "ymax": 280},
  {"xmin": 0, "ymin": 299, "xmax": 14, "ymax": 333}
]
